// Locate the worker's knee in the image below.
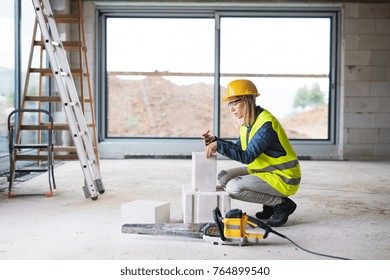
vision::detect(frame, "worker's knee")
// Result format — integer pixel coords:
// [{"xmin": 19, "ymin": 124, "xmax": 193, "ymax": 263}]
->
[{"xmin": 224, "ymin": 177, "xmax": 246, "ymax": 196}]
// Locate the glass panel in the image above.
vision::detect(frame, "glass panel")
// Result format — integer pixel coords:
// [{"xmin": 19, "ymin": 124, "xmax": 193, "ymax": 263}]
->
[
  {"xmin": 18, "ymin": 1, "xmax": 43, "ymax": 146},
  {"xmin": 106, "ymin": 18, "xmax": 215, "ymax": 138},
  {"xmin": 0, "ymin": 1, "xmax": 15, "ymax": 156},
  {"xmin": 220, "ymin": 17, "xmax": 331, "ymax": 140}
]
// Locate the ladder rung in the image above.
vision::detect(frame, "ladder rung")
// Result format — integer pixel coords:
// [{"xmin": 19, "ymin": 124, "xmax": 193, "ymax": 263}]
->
[
  {"xmin": 30, "ymin": 68, "xmax": 85, "ymax": 77},
  {"xmin": 15, "ymin": 154, "xmax": 51, "ymax": 161},
  {"xmin": 15, "ymin": 154, "xmax": 78, "ymax": 161},
  {"xmin": 25, "ymin": 96, "xmax": 93, "ymax": 103},
  {"xmin": 25, "ymin": 96, "xmax": 61, "ymax": 102},
  {"xmin": 53, "ymin": 146, "xmax": 77, "ymax": 152},
  {"xmin": 52, "ymin": 146, "xmax": 98, "ymax": 153},
  {"xmin": 34, "ymin": 40, "xmax": 83, "ymax": 51},
  {"xmin": 51, "ymin": 123, "xmax": 69, "ymax": 130},
  {"xmin": 54, "ymin": 14, "xmax": 80, "ymax": 24},
  {"xmin": 42, "ymin": 123, "xmax": 95, "ymax": 130},
  {"xmin": 20, "ymin": 124, "xmax": 52, "ymax": 130},
  {"xmin": 50, "ymin": 122, "xmax": 95, "ymax": 130},
  {"xmin": 20, "ymin": 123, "xmax": 95, "ymax": 131},
  {"xmin": 13, "ymin": 144, "xmax": 50, "ymax": 149},
  {"xmin": 15, "ymin": 167, "xmax": 49, "ymax": 173},
  {"xmin": 54, "ymin": 154, "xmax": 79, "ymax": 160}
]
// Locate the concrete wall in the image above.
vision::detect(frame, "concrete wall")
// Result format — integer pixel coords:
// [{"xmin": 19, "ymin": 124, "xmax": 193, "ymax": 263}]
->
[
  {"xmin": 83, "ymin": 1, "xmax": 390, "ymax": 160},
  {"xmin": 343, "ymin": 3, "xmax": 390, "ymax": 159}
]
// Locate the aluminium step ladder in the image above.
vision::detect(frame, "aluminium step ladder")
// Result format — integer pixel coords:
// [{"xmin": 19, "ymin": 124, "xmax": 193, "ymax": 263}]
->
[{"xmin": 31, "ymin": 0, "xmax": 104, "ymax": 200}]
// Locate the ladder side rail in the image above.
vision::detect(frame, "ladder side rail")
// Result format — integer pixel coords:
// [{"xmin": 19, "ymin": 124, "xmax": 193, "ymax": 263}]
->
[
  {"xmin": 7, "ymin": 109, "xmax": 56, "ymax": 196},
  {"xmin": 38, "ymin": 0, "xmax": 101, "ymax": 168},
  {"xmin": 78, "ymin": 0, "xmax": 100, "ymax": 163},
  {"xmin": 78, "ymin": 0, "xmax": 99, "ymax": 164},
  {"xmin": 47, "ymin": 28, "xmax": 103, "ymax": 183},
  {"xmin": 39, "ymin": 0, "xmax": 101, "ymax": 181},
  {"xmin": 32, "ymin": 0, "xmax": 100, "ymax": 199},
  {"xmin": 15, "ymin": 21, "xmax": 40, "ymax": 148}
]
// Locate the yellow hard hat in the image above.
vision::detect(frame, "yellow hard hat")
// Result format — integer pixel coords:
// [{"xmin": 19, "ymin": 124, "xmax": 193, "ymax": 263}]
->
[{"xmin": 222, "ymin": 79, "xmax": 260, "ymax": 102}]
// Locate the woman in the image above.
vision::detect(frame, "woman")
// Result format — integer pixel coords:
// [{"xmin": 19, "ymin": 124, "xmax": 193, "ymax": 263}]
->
[{"xmin": 205, "ymin": 79, "xmax": 301, "ymax": 227}]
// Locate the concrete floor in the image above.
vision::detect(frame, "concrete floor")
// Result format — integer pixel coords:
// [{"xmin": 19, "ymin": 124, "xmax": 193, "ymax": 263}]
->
[{"xmin": 0, "ymin": 159, "xmax": 389, "ymax": 260}]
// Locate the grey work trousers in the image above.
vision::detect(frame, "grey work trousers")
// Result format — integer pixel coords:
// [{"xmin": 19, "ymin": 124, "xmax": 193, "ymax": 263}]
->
[{"xmin": 218, "ymin": 167, "xmax": 285, "ymax": 206}]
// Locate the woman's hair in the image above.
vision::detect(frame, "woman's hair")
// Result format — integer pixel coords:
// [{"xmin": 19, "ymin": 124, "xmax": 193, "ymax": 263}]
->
[{"xmin": 241, "ymin": 95, "xmax": 258, "ymax": 126}]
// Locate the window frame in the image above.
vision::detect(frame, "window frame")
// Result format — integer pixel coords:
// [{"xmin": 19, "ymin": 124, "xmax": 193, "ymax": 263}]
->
[{"xmin": 96, "ymin": 5, "xmax": 341, "ymax": 159}]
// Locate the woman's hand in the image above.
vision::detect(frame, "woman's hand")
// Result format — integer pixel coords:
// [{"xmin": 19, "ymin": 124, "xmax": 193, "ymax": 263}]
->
[{"xmin": 205, "ymin": 141, "xmax": 217, "ymax": 159}]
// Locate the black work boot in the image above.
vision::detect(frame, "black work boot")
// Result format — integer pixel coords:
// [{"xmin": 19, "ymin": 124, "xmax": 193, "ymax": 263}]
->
[
  {"xmin": 255, "ymin": 205, "xmax": 274, "ymax": 220},
  {"xmin": 267, "ymin": 198, "xmax": 297, "ymax": 227}
]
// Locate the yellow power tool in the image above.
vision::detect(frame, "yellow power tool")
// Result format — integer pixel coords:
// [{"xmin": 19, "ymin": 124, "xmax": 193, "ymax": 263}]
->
[
  {"xmin": 122, "ymin": 207, "xmax": 271, "ymax": 246},
  {"xmin": 203, "ymin": 208, "xmax": 270, "ymax": 246}
]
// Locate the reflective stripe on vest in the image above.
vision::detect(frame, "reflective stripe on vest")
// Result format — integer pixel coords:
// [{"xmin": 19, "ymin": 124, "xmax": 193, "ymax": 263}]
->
[{"xmin": 240, "ymin": 109, "xmax": 301, "ymax": 196}]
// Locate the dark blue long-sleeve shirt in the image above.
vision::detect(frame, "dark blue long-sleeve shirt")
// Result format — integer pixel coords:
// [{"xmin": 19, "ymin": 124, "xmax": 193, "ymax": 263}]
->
[{"xmin": 216, "ymin": 107, "xmax": 287, "ymax": 164}]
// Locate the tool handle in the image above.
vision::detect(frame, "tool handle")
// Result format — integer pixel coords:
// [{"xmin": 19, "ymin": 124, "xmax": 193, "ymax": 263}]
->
[
  {"xmin": 247, "ymin": 215, "xmax": 271, "ymax": 239},
  {"xmin": 213, "ymin": 207, "xmax": 226, "ymax": 241}
]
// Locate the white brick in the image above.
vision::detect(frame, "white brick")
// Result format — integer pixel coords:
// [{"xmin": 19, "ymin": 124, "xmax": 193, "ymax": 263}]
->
[
  {"xmin": 373, "ymin": 113, "xmax": 390, "ymax": 128},
  {"xmin": 348, "ymin": 128, "xmax": 379, "ymax": 144},
  {"xmin": 218, "ymin": 190, "xmax": 231, "ymax": 217},
  {"xmin": 345, "ymin": 82, "xmax": 370, "ymax": 97},
  {"xmin": 343, "ymin": 144, "xmax": 374, "ymax": 159},
  {"xmin": 370, "ymin": 82, "xmax": 390, "ymax": 97},
  {"xmin": 191, "ymin": 152, "xmax": 217, "ymax": 192},
  {"xmin": 373, "ymin": 144, "xmax": 390, "ymax": 158},
  {"xmin": 344, "ymin": 112, "xmax": 373, "ymax": 128},
  {"xmin": 359, "ymin": 4, "xmax": 390, "ymax": 19},
  {"xmin": 376, "ymin": 20, "xmax": 390, "ymax": 34},
  {"xmin": 379, "ymin": 128, "xmax": 390, "ymax": 143},
  {"xmin": 345, "ymin": 50, "xmax": 370, "ymax": 66},
  {"xmin": 370, "ymin": 51, "xmax": 390, "ymax": 66},
  {"xmin": 344, "ymin": 4, "xmax": 359, "ymax": 19},
  {"xmin": 345, "ymin": 66, "xmax": 386, "ymax": 82},
  {"xmin": 378, "ymin": 98, "xmax": 390, "ymax": 112},
  {"xmin": 182, "ymin": 185, "xmax": 193, "ymax": 224},
  {"xmin": 345, "ymin": 97, "xmax": 380, "ymax": 113},
  {"xmin": 182, "ymin": 187, "xmax": 231, "ymax": 223},
  {"xmin": 387, "ymin": 66, "xmax": 390, "ymax": 82},
  {"xmin": 344, "ymin": 19, "xmax": 376, "ymax": 35},
  {"xmin": 121, "ymin": 200, "xmax": 170, "ymax": 224},
  {"xmin": 344, "ymin": 34, "xmax": 360, "ymax": 50},
  {"xmin": 360, "ymin": 35, "xmax": 390, "ymax": 50},
  {"xmin": 194, "ymin": 192, "xmax": 218, "ymax": 223}
]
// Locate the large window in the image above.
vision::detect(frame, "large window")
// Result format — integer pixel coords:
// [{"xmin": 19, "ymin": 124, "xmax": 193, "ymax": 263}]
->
[
  {"xmin": 106, "ymin": 18, "xmax": 215, "ymax": 138},
  {"xmin": 220, "ymin": 17, "xmax": 331, "ymax": 139},
  {"xmin": 0, "ymin": 1, "xmax": 15, "ymax": 157},
  {"xmin": 98, "ymin": 7, "xmax": 339, "ymax": 156},
  {"xmin": 0, "ymin": 1, "xmax": 37, "ymax": 175}
]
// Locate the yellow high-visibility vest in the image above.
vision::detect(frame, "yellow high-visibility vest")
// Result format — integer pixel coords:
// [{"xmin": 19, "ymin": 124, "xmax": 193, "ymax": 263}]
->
[{"xmin": 240, "ymin": 109, "xmax": 301, "ymax": 196}]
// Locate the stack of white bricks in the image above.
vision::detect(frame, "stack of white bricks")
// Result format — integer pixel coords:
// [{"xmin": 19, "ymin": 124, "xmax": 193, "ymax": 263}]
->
[{"xmin": 182, "ymin": 152, "xmax": 231, "ymax": 223}]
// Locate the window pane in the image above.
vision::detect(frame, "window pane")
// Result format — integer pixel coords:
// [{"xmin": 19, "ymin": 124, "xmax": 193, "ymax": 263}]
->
[
  {"xmin": 0, "ymin": 1, "xmax": 15, "ymax": 157},
  {"xmin": 106, "ymin": 18, "xmax": 215, "ymax": 138},
  {"xmin": 220, "ymin": 17, "xmax": 331, "ymax": 140}
]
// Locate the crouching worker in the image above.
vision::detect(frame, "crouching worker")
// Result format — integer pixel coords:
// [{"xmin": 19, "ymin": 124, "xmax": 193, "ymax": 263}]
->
[{"xmin": 205, "ymin": 79, "xmax": 301, "ymax": 227}]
